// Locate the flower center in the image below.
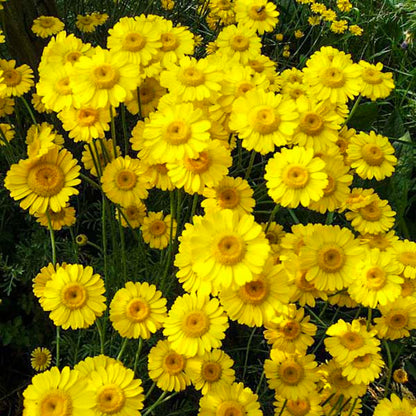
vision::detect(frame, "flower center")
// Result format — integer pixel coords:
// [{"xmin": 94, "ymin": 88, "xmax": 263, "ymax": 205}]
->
[
  {"xmin": 322, "ymin": 176, "xmax": 336, "ymax": 196},
  {"xmin": 217, "ymin": 401, "xmax": 244, "ymax": 416},
  {"xmin": 386, "ymin": 311, "xmax": 408, "ymax": 329},
  {"xmin": 359, "ymin": 201, "xmax": 382, "ymax": 221},
  {"xmin": 236, "ymin": 82, "xmax": 254, "ymax": 96},
  {"xmin": 289, "ymin": 88, "xmax": 305, "ymax": 100},
  {"xmin": 248, "ymin": 5, "xmax": 267, "ymax": 20},
  {"xmin": 214, "ymin": 235, "xmax": 246, "ymax": 265},
  {"xmin": 330, "ymin": 369, "xmax": 352, "ymax": 389},
  {"xmin": 65, "ymin": 51, "xmax": 82, "ymax": 64},
  {"xmin": 3, "ymin": 69, "xmax": 22, "ymax": 87},
  {"xmin": 201, "ymin": 362, "xmax": 222, "ymax": 382},
  {"xmin": 296, "ymin": 270, "xmax": 316, "ymax": 291},
  {"xmin": 149, "ymin": 219, "xmax": 167, "ymax": 236},
  {"xmin": 317, "ymin": 245, "xmax": 345, "ymax": 273},
  {"xmin": 116, "ymin": 169, "xmax": 137, "ymax": 190},
  {"xmin": 92, "ymin": 64, "xmax": 120, "ymax": 89},
  {"xmin": 251, "ymin": 106, "xmax": 280, "ymax": 134},
  {"xmin": 180, "ymin": 66, "xmax": 205, "ymax": 86},
  {"xmin": 27, "ymin": 162, "xmax": 65, "ymax": 197},
  {"xmin": 322, "ymin": 67, "xmax": 345, "ymax": 88},
  {"xmin": 156, "ymin": 163, "xmax": 169, "ymax": 174},
  {"xmin": 96, "ymin": 384, "xmax": 126, "ymax": 414},
  {"xmin": 401, "ymin": 280, "xmax": 415, "ymax": 297},
  {"xmin": 286, "ymin": 399, "xmax": 311, "ymax": 416},
  {"xmin": 165, "ymin": 121, "xmax": 191, "ymax": 145},
  {"xmin": 125, "ymin": 205, "xmax": 142, "ymax": 220},
  {"xmin": 139, "ymin": 85, "xmax": 155, "ymax": 104},
  {"xmin": 123, "ymin": 32, "xmax": 146, "ymax": 52},
  {"xmin": 184, "ymin": 151, "xmax": 210, "ymax": 173},
  {"xmin": 399, "ymin": 251, "xmax": 416, "ymax": 267},
  {"xmin": 365, "ymin": 266, "xmax": 386, "ymax": 289},
  {"xmin": 161, "ymin": 33, "xmax": 179, "ymax": 52},
  {"xmin": 239, "ymin": 279, "xmax": 268, "ymax": 304},
  {"xmin": 34, "ymin": 351, "xmax": 49, "ymax": 366},
  {"xmin": 40, "ymin": 389, "xmax": 73, "ymax": 416},
  {"xmin": 61, "ymin": 282, "xmax": 88, "ymax": 310},
  {"xmin": 49, "ymin": 208, "xmax": 67, "ymax": 221},
  {"xmin": 54, "ymin": 77, "xmax": 72, "ymax": 95},
  {"xmin": 362, "ymin": 68, "xmax": 382, "ymax": 85},
  {"xmin": 265, "ymin": 231, "xmax": 279, "ymax": 244},
  {"xmin": 218, "ymin": 188, "xmax": 240, "ymax": 209},
  {"xmin": 279, "ymin": 361, "xmax": 304, "ymax": 385},
  {"xmin": 231, "ymin": 35, "xmax": 250, "ymax": 52},
  {"xmin": 78, "ymin": 108, "xmax": 98, "ymax": 126},
  {"xmin": 163, "ymin": 351, "xmax": 185, "ymax": 375},
  {"xmin": 361, "ymin": 144, "xmax": 385, "ymax": 166},
  {"xmin": 248, "ymin": 60, "xmax": 264, "ymax": 73},
  {"xmin": 39, "ymin": 17, "xmax": 55, "ymax": 28},
  {"xmin": 182, "ymin": 311, "xmax": 210, "ymax": 337},
  {"xmin": 281, "ymin": 320, "xmax": 301, "ymax": 340},
  {"xmin": 282, "ymin": 165, "xmax": 310, "ymax": 189},
  {"xmin": 352, "ymin": 354, "xmax": 372, "ymax": 369},
  {"xmin": 299, "ymin": 112, "xmax": 324, "ymax": 136},
  {"xmin": 126, "ymin": 298, "xmax": 150, "ymax": 322},
  {"xmin": 340, "ymin": 331, "xmax": 364, "ymax": 350}
]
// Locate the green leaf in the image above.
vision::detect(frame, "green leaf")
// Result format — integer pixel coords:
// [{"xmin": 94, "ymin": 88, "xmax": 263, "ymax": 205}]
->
[
  {"xmin": 383, "ymin": 109, "xmax": 405, "ymax": 138},
  {"xmin": 348, "ymin": 102, "xmax": 379, "ymax": 131}
]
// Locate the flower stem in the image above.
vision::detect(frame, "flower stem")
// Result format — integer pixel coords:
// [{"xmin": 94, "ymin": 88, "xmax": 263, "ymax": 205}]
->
[
  {"xmin": 46, "ymin": 211, "xmax": 56, "ymax": 265},
  {"xmin": 133, "ymin": 338, "xmax": 143, "ymax": 375},
  {"xmin": 347, "ymin": 398, "xmax": 358, "ymax": 416},
  {"xmin": 242, "ymin": 327, "xmax": 256, "ymax": 380},
  {"xmin": 118, "ymin": 210, "xmax": 127, "ymax": 283},
  {"xmin": 277, "ymin": 399, "xmax": 287, "ymax": 416},
  {"xmin": 190, "ymin": 193, "xmax": 199, "ymax": 221},
  {"xmin": 55, "ymin": 326, "xmax": 61, "ymax": 368},
  {"xmin": 116, "ymin": 338, "xmax": 128, "ymax": 361},
  {"xmin": 265, "ymin": 204, "xmax": 280, "ymax": 232},
  {"xmin": 20, "ymin": 96, "xmax": 37, "ymax": 126},
  {"xmin": 342, "ymin": 94, "xmax": 362, "ymax": 127},
  {"xmin": 287, "ymin": 208, "xmax": 300, "ymax": 224},
  {"xmin": 96, "ymin": 318, "xmax": 105, "ymax": 355},
  {"xmin": 244, "ymin": 150, "xmax": 256, "ymax": 180},
  {"xmin": 383, "ymin": 340, "xmax": 393, "ymax": 398}
]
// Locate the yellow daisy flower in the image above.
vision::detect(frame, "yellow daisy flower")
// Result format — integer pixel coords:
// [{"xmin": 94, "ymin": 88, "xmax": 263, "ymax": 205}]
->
[
  {"xmin": 74, "ymin": 354, "xmax": 119, "ymax": 376},
  {"xmin": 163, "ymin": 293, "xmax": 229, "ymax": 357},
  {"xmin": 0, "ymin": 123, "xmax": 15, "ymax": 146},
  {"xmin": 393, "ymin": 369, "xmax": 408, "ymax": 384},
  {"xmin": 274, "ymin": 394, "xmax": 323, "ymax": 416},
  {"xmin": 32, "ymin": 16, "xmax": 64, "ymax": 38},
  {"xmin": 358, "ymin": 230, "xmax": 398, "ymax": 252},
  {"xmin": 30, "ymin": 347, "xmax": 52, "ymax": 372},
  {"xmin": 0, "ymin": 59, "xmax": 34, "ymax": 97},
  {"xmin": 141, "ymin": 211, "xmax": 177, "ymax": 250},
  {"xmin": 342, "ymin": 352, "xmax": 384, "ymax": 384},
  {"xmin": 359, "ymin": 60, "xmax": 395, "ymax": 101},
  {"xmin": 391, "ymin": 239, "xmax": 416, "ymax": 279},
  {"xmin": 142, "ymin": 162, "xmax": 175, "ymax": 191},
  {"xmin": 34, "ymin": 205, "xmax": 76, "ymax": 231},
  {"xmin": 234, "ymin": 0, "xmax": 279, "ymax": 34},
  {"xmin": 110, "ymin": 281, "xmax": 167, "ymax": 339},
  {"xmin": 76, "ymin": 14, "xmax": 97, "ymax": 32},
  {"xmin": 118, "ymin": 201, "xmax": 147, "ymax": 229},
  {"xmin": 0, "ymin": 96, "xmax": 15, "ymax": 117},
  {"xmin": 374, "ymin": 394, "xmax": 416, "ymax": 416},
  {"xmin": 261, "ymin": 222, "xmax": 286, "ymax": 253},
  {"xmin": 26, "ymin": 124, "xmax": 57, "ymax": 159},
  {"xmin": 33, "ymin": 263, "xmax": 67, "ymax": 307}
]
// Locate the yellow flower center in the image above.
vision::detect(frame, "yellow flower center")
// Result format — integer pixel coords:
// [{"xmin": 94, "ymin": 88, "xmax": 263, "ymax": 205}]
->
[
  {"xmin": 236, "ymin": 82, "xmax": 254, "ymax": 96},
  {"xmin": 401, "ymin": 280, "xmax": 415, "ymax": 297},
  {"xmin": 33, "ymin": 351, "xmax": 49, "ymax": 366},
  {"xmin": 251, "ymin": 106, "xmax": 280, "ymax": 134},
  {"xmin": 39, "ymin": 17, "xmax": 55, "ymax": 28},
  {"xmin": 161, "ymin": 33, "xmax": 179, "ymax": 52},
  {"xmin": 165, "ymin": 121, "xmax": 191, "ymax": 145},
  {"xmin": 289, "ymin": 88, "xmax": 305, "ymax": 100},
  {"xmin": 322, "ymin": 67, "xmax": 345, "ymax": 88},
  {"xmin": 116, "ymin": 169, "xmax": 137, "ymax": 190},
  {"xmin": 359, "ymin": 201, "xmax": 382, "ymax": 221},
  {"xmin": 78, "ymin": 108, "xmax": 98, "ymax": 126},
  {"xmin": 55, "ymin": 77, "xmax": 72, "ymax": 95},
  {"xmin": 96, "ymin": 384, "xmax": 126, "ymax": 414},
  {"xmin": 365, "ymin": 266, "xmax": 386, "ymax": 289},
  {"xmin": 393, "ymin": 369, "xmax": 408, "ymax": 383},
  {"xmin": 296, "ymin": 270, "xmax": 316, "ymax": 291},
  {"xmin": 218, "ymin": 187, "xmax": 240, "ymax": 209},
  {"xmin": 286, "ymin": 399, "xmax": 311, "ymax": 416},
  {"xmin": 299, "ymin": 112, "xmax": 324, "ymax": 136},
  {"xmin": 317, "ymin": 245, "xmax": 345, "ymax": 273},
  {"xmin": 123, "ymin": 32, "xmax": 146, "ymax": 52},
  {"xmin": 352, "ymin": 353, "xmax": 372, "ymax": 369},
  {"xmin": 361, "ymin": 144, "xmax": 384, "ymax": 166},
  {"xmin": 329, "ymin": 369, "xmax": 352, "ymax": 389},
  {"xmin": 340, "ymin": 331, "xmax": 364, "ymax": 350},
  {"xmin": 214, "ymin": 235, "xmax": 246, "ymax": 265},
  {"xmin": 180, "ymin": 66, "xmax": 205, "ymax": 86},
  {"xmin": 201, "ymin": 361, "xmax": 222, "ymax": 382},
  {"xmin": 184, "ymin": 151, "xmax": 211, "ymax": 173},
  {"xmin": 92, "ymin": 64, "xmax": 120, "ymax": 89},
  {"xmin": 163, "ymin": 351, "xmax": 185, "ymax": 375},
  {"xmin": 156, "ymin": 163, "xmax": 169, "ymax": 174},
  {"xmin": 27, "ymin": 162, "xmax": 65, "ymax": 197},
  {"xmin": 125, "ymin": 205, "xmax": 143, "ymax": 221},
  {"xmin": 182, "ymin": 310, "xmax": 210, "ymax": 337},
  {"xmin": 279, "ymin": 361, "xmax": 304, "ymax": 385},
  {"xmin": 49, "ymin": 208, "xmax": 67, "ymax": 221},
  {"xmin": 3, "ymin": 69, "xmax": 22, "ymax": 87},
  {"xmin": 281, "ymin": 320, "xmax": 301, "ymax": 340},
  {"xmin": 139, "ymin": 84, "xmax": 156, "ymax": 104},
  {"xmin": 248, "ymin": 60, "xmax": 264, "ymax": 73},
  {"xmin": 362, "ymin": 68, "xmax": 382, "ymax": 85},
  {"xmin": 386, "ymin": 310, "xmax": 408, "ymax": 329},
  {"xmin": 248, "ymin": 5, "xmax": 267, "ymax": 21},
  {"xmin": 65, "ymin": 51, "xmax": 82, "ymax": 64},
  {"xmin": 399, "ymin": 251, "xmax": 416, "ymax": 267},
  {"xmin": 231, "ymin": 35, "xmax": 250, "ymax": 52},
  {"xmin": 265, "ymin": 231, "xmax": 279, "ymax": 245},
  {"xmin": 61, "ymin": 282, "xmax": 88, "ymax": 310},
  {"xmin": 217, "ymin": 401, "xmax": 244, "ymax": 416},
  {"xmin": 239, "ymin": 279, "xmax": 268, "ymax": 304},
  {"xmin": 149, "ymin": 219, "xmax": 167, "ymax": 236},
  {"xmin": 322, "ymin": 175, "xmax": 336, "ymax": 196},
  {"xmin": 126, "ymin": 298, "xmax": 150, "ymax": 322},
  {"xmin": 40, "ymin": 389, "xmax": 73, "ymax": 416},
  {"xmin": 282, "ymin": 165, "xmax": 309, "ymax": 189},
  {"xmin": 366, "ymin": 234, "xmax": 391, "ymax": 250}
]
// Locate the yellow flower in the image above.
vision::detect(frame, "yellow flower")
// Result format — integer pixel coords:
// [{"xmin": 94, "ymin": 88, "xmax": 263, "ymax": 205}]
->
[
  {"xmin": 337, "ymin": 0, "xmax": 353, "ymax": 12},
  {"xmin": 274, "ymin": 395, "xmax": 323, "ymax": 416},
  {"xmin": 5, "ymin": 146, "xmax": 81, "ymax": 214},
  {"xmin": 42, "ymin": 264, "xmax": 106, "ymax": 330},
  {"xmin": 374, "ymin": 394, "xmax": 416, "ymax": 416},
  {"xmin": 148, "ymin": 339, "xmax": 191, "ymax": 392},
  {"xmin": 0, "ymin": 123, "xmax": 15, "ymax": 146},
  {"xmin": 198, "ymin": 382, "xmax": 262, "ymax": 416},
  {"xmin": 118, "ymin": 201, "xmax": 147, "ymax": 228},
  {"xmin": 265, "ymin": 146, "xmax": 328, "ymax": 208},
  {"xmin": 234, "ymin": 0, "xmax": 279, "ymax": 34},
  {"xmin": 32, "ymin": 16, "xmax": 64, "ymax": 38},
  {"xmin": 186, "ymin": 349, "xmax": 235, "ymax": 394},
  {"xmin": 342, "ymin": 352, "xmax": 384, "ymax": 384},
  {"xmin": 30, "ymin": 347, "xmax": 52, "ymax": 372},
  {"xmin": 141, "ymin": 211, "xmax": 176, "ymax": 249},
  {"xmin": 91, "ymin": 12, "xmax": 109, "ymax": 26},
  {"xmin": 393, "ymin": 369, "xmax": 408, "ymax": 384},
  {"xmin": 294, "ymin": 30, "xmax": 304, "ymax": 38},
  {"xmin": 74, "ymin": 355, "xmax": 119, "ymax": 376},
  {"xmin": 308, "ymin": 15, "xmax": 322, "ymax": 26},
  {"xmin": 0, "ymin": 59, "xmax": 34, "ymax": 97},
  {"xmin": 26, "ymin": 123, "xmax": 58, "ymax": 159},
  {"xmin": 349, "ymin": 25, "xmax": 363, "ymax": 36},
  {"xmin": 330, "ymin": 20, "xmax": 348, "ymax": 34},
  {"xmin": 76, "ymin": 14, "xmax": 97, "ymax": 32},
  {"xmin": 33, "ymin": 263, "xmax": 67, "ymax": 307},
  {"xmin": 163, "ymin": 293, "xmax": 229, "ymax": 357},
  {"xmin": 359, "ymin": 60, "xmax": 395, "ymax": 101},
  {"xmin": 110, "ymin": 281, "xmax": 167, "ymax": 339},
  {"xmin": 34, "ymin": 205, "xmax": 76, "ymax": 231},
  {"xmin": 359, "ymin": 230, "xmax": 398, "ymax": 252},
  {"xmin": 161, "ymin": 0, "xmax": 175, "ymax": 10},
  {"xmin": 101, "ymin": 156, "xmax": 150, "ymax": 206},
  {"xmin": 0, "ymin": 96, "xmax": 14, "ymax": 117},
  {"xmin": 392, "ymin": 239, "xmax": 416, "ymax": 278}
]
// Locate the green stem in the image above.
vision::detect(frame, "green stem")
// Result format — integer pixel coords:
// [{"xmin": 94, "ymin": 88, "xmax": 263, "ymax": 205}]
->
[
  {"xmin": 86, "ymin": 240, "xmax": 103, "ymax": 252},
  {"xmin": 244, "ymin": 150, "xmax": 256, "ymax": 180},
  {"xmin": 277, "ymin": 399, "xmax": 287, "ymax": 416},
  {"xmin": 190, "ymin": 193, "xmax": 199, "ymax": 221},
  {"xmin": 133, "ymin": 338, "xmax": 143, "ymax": 375},
  {"xmin": 161, "ymin": 192, "xmax": 176, "ymax": 283},
  {"xmin": 80, "ymin": 173, "xmax": 101, "ymax": 190},
  {"xmin": 143, "ymin": 392, "xmax": 178, "ymax": 416},
  {"xmin": 383, "ymin": 340, "xmax": 393, "ymax": 398},
  {"xmin": 116, "ymin": 338, "xmax": 128, "ymax": 361},
  {"xmin": 20, "ymin": 96, "xmax": 37, "ymax": 125},
  {"xmin": 121, "ymin": 104, "xmax": 129, "ymax": 155},
  {"xmin": 328, "ymin": 394, "xmax": 344, "ymax": 416},
  {"xmin": 110, "ymin": 106, "xmax": 117, "ymax": 155},
  {"xmin": 101, "ymin": 195, "xmax": 108, "ymax": 283},
  {"xmin": 287, "ymin": 208, "xmax": 300, "ymax": 224},
  {"xmin": 342, "ymin": 94, "xmax": 362, "ymax": 127},
  {"xmin": 55, "ymin": 326, "xmax": 61, "ymax": 368},
  {"xmin": 325, "ymin": 211, "xmax": 335, "ymax": 225},
  {"xmin": 144, "ymin": 382, "xmax": 156, "ymax": 400},
  {"xmin": 255, "ymin": 370, "xmax": 265, "ymax": 395},
  {"xmin": 96, "ymin": 319, "xmax": 105, "ymax": 355},
  {"xmin": 46, "ymin": 211, "xmax": 57, "ymax": 265},
  {"xmin": 265, "ymin": 204, "xmax": 280, "ymax": 232},
  {"xmin": 242, "ymin": 327, "xmax": 256, "ymax": 379},
  {"xmin": 347, "ymin": 398, "xmax": 358, "ymax": 416},
  {"xmin": 367, "ymin": 308, "xmax": 372, "ymax": 330},
  {"xmin": 118, "ymin": 210, "xmax": 127, "ymax": 283}
]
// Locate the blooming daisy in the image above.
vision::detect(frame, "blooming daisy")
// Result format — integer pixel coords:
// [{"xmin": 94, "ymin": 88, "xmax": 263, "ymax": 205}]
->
[
  {"xmin": 34, "ymin": 205, "xmax": 76, "ymax": 231},
  {"xmin": 359, "ymin": 60, "xmax": 395, "ymax": 101},
  {"xmin": 141, "ymin": 211, "xmax": 176, "ymax": 250},
  {"xmin": 0, "ymin": 123, "xmax": 15, "ymax": 146},
  {"xmin": 261, "ymin": 222, "xmax": 286, "ymax": 253},
  {"xmin": 118, "ymin": 201, "xmax": 147, "ymax": 229},
  {"xmin": 42, "ymin": 264, "xmax": 106, "ymax": 330},
  {"xmin": 26, "ymin": 124, "xmax": 58, "ymax": 159},
  {"xmin": 273, "ymin": 394, "xmax": 323, "ymax": 416},
  {"xmin": 0, "ymin": 96, "xmax": 15, "ymax": 117},
  {"xmin": 76, "ymin": 14, "xmax": 98, "ymax": 32},
  {"xmin": 342, "ymin": 352, "xmax": 384, "ymax": 384},
  {"xmin": 391, "ymin": 239, "xmax": 416, "ymax": 279},
  {"xmin": 0, "ymin": 59, "xmax": 34, "ymax": 97},
  {"xmin": 74, "ymin": 355, "xmax": 119, "ymax": 376},
  {"xmin": 5, "ymin": 146, "xmax": 81, "ymax": 215},
  {"xmin": 30, "ymin": 347, "xmax": 52, "ymax": 372},
  {"xmin": 374, "ymin": 394, "xmax": 416, "ymax": 416},
  {"xmin": 234, "ymin": 0, "xmax": 279, "ymax": 34},
  {"xmin": 110, "ymin": 281, "xmax": 167, "ymax": 339},
  {"xmin": 32, "ymin": 16, "xmax": 65, "ymax": 38}
]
